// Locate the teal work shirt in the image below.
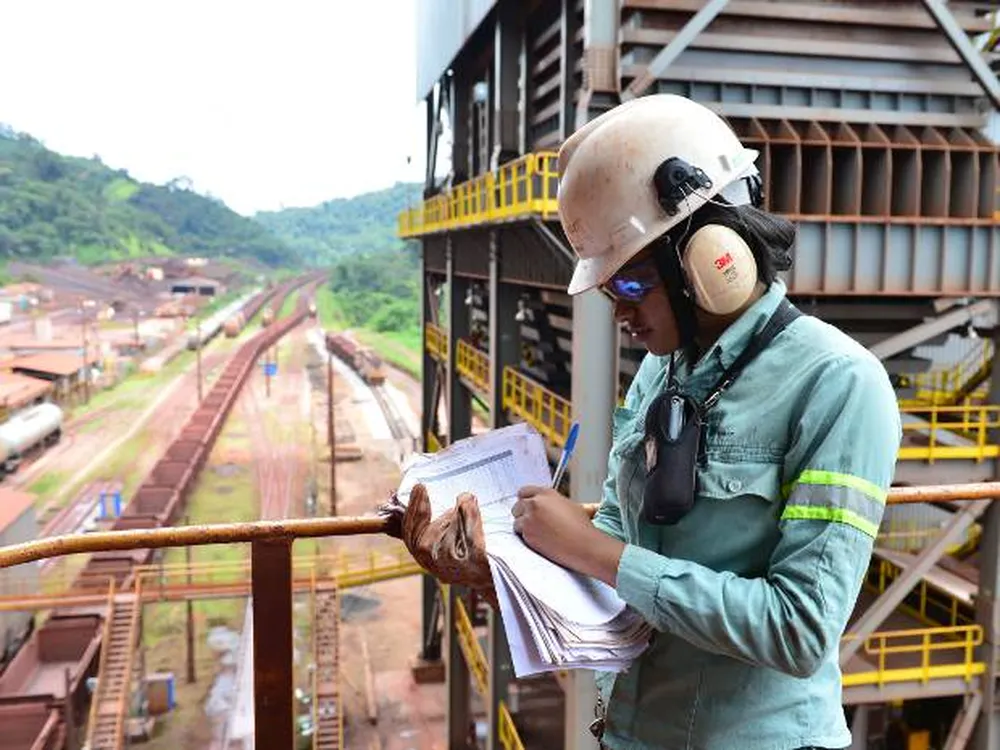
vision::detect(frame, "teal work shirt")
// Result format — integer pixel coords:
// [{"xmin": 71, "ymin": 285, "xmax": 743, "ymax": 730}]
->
[{"xmin": 592, "ymin": 280, "xmax": 902, "ymax": 750}]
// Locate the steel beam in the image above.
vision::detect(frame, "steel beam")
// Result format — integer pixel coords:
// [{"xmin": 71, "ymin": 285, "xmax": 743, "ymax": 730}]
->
[
  {"xmin": 621, "ymin": 0, "xmax": 731, "ymax": 102},
  {"xmin": 947, "ymin": 690, "xmax": 983, "ymax": 750},
  {"xmin": 446, "ymin": 237, "xmax": 472, "ymax": 444},
  {"xmin": 840, "ymin": 500, "xmax": 991, "ymax": 664},
  {"xmin": 559, "ymin": 0, "xmax": 581, "ymax": 140},
  {"xmin": 921, "ymin": 0, "xmax": 1000, "ymax": 112},
  {"xmin": 492, "ymin": 0, "xmax": 521, "ymax": 168},
  {"xmin": 486, "ymin": 229, "xmax": 519, "ymax": 750},
  {"xmin": 867, "ymin": 300, "xmax": 997, "ymax": 361},
  {"xmin": 566, "ymin": 288, "xmax": 617, "ymax": 750},
  {"xmin": 445, "ymin": 585, "xmax": 472, "ymax": 749}
]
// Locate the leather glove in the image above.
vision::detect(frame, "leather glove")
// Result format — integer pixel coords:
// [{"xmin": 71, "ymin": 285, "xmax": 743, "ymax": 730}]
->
[{"xmin": 380, "ymin": 483, "xmax": 498, "ymax": 607}]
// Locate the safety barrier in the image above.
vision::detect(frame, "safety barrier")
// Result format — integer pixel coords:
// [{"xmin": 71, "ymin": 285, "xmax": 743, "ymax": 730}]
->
[
  {"xmin": 451, "ymin": 586, "xmax": 526, "ymax": 750},
  {"xmin": 456, "ymin": 339, "xmax": 490, "ymax": 396},
  {"xmin": 898, "ymin": 404, "xmax": 1000, "ymax": 462},
  {"xmin": 399, "ymin": 152, "xmax": 560, "ymax": 237},
  {"xmin": 502, "ymin": 366, "xmax": 573, "ymax": 448},
  {"xmin": 425, "ymin": 322, "xmax": 448, "ymax": 363},
  {"xmin": 864, "ymin": 557, "xmax": 976, "ymax": 630},
  {"xmin": 841, "ymin": 625, "xmax": 984, "ymax": 688},
  {"xmin": 898, "ymin": 340, "xmax": 992, "ymax": 407}
]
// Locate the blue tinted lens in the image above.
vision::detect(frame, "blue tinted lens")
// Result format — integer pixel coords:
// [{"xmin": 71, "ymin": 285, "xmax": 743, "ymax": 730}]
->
[{"xmin": 608, "ymin": 277, "xmax": 655, "ymax": 301}]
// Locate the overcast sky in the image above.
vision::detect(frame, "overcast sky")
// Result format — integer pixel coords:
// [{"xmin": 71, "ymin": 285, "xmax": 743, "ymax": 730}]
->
[{"xmin": 0, "ymin": 1, "xmax": 426, "ymax": 215}]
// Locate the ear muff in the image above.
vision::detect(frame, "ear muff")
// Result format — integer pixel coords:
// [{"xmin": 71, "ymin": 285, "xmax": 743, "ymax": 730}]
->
[{"xmin": 680, "ymin": 224, "xmax": 758, "ymax": 316}]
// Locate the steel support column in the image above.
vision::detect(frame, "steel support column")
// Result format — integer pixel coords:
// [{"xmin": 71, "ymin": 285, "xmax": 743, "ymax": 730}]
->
[
  {"xmin": 576, "ymin": 0, "xmax": 620, "ymax": 127},
  {"xmin": 492, "ymin": 0, "xmax": 522, "ymax": 169},
  {"xmin": 559, "ymin": 0, "xmax": 582, "ymax": 140},
  {"xmin": 446, "ymin": 585, "xmax": 472, "ymax": 749},
  {"xmin": 486, "ymin": 229, "xmax": 518, "ymax": 750},
  {"xmin": 621, "ymin": 0, "xmax": 731, "ymax": 102},
  {"xmin": 566, "ymin": 288, "xmax": 617, "ymax": 750},
  {"xmin": 451, "ymin": 69, "xmax": 471, "ymax": 186},
  {"xmin": 447, "ymin": 239, "xmax": 472, "ymax": 444},
  {"xmin": 251, "ymin": 539, "xmax": 293, "ymax": 750}
]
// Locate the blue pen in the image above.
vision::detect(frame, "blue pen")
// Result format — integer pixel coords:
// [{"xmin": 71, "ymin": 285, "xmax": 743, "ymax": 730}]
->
[{"xmin": 551, "ymin": 421, "xmax": 580, "ymax": 489}]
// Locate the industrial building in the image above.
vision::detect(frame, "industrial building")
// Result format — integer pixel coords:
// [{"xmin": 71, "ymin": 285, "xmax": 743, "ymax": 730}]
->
[{"xmin": 399, "ymin": 2, "xmax": 1000, "ymax": 749}]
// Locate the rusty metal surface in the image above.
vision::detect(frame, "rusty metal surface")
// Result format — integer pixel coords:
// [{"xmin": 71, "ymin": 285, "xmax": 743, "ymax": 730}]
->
[
  {"xmin": 3, "ymin": 482, "xmax": 1000, "ymax": 570},
  {"xmin": 252, "ymin": 540, "xmax": 294, "ymax": 749}
]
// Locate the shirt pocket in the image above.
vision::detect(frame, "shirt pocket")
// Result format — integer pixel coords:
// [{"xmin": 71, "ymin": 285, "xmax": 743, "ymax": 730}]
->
[{"xmin": 697, "ymin": 459, "xmax": 783, "ymax": 507}]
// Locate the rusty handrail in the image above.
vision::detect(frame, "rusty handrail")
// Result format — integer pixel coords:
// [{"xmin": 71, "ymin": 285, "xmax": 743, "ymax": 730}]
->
[{"xmin": 2, "ymin": 482, "xmax": 997, "ymax": 570}]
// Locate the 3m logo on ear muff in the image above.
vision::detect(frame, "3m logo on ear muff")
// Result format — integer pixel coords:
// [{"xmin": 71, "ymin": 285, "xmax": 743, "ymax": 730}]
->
[{"xmin": 713, "ymin": 252, "xmax": 733, "ymax": 271}]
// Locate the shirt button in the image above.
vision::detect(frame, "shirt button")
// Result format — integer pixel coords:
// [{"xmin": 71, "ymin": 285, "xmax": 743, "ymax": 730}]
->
[{"xmin": 727, "ymin": 479, "xmax": 742, "ymax": 492}]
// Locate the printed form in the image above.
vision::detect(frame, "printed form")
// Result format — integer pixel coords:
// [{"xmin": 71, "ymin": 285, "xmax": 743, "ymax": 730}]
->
[{"xmin": 396, "ymin": 422, "xmax": 652, "ymax": 677}]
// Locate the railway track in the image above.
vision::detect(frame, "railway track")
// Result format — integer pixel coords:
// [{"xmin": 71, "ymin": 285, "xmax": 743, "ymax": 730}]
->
[{"xmin": 0, "ymin": 271, "xmax": 327, "ymax": 750}]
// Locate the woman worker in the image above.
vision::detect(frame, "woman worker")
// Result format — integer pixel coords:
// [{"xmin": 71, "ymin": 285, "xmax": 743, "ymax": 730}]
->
[{"xmin": 396, "ymin": 94, "xmax": 902, "ymax": 750}]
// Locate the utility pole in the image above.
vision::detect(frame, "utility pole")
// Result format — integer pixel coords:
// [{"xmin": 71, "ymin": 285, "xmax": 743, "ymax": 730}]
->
[
  {"xmin": 132, "ymin": 310, "xmax": 140, "ymax": 352},
  {"xmin": 327, "ymin": 351, "xmax": 336, "ymax": 515},
  {"xmin": 80, "ymin": 303, "xmax": 90, "ymax": 405},
  {"xmin": 185, "ymin": 516, "xmax": 196, "ymax": 684},
  {"xmin": 196, "ymin": 321, "xmax": 203, "ymax": 402}
]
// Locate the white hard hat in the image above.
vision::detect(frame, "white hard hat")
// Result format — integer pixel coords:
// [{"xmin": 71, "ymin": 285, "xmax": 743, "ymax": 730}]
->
[{"xmin": 557, "ymin": 94, "xmax": 760, "ymax": 296}]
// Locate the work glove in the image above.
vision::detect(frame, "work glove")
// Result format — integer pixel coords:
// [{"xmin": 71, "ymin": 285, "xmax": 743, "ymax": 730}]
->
[{"xmin": 380, "ymin": 483, "xmax": 498, "ymax": 608}]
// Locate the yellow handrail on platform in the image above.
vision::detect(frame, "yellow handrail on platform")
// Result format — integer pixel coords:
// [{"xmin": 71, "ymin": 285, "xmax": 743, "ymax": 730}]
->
[
  {"xmin": 841, "ymin": 625, "xmax": 984, "ymax": 688},
  {"xmin": 865, "ymin": 558, "xmax": 976, "ymax": 629},
  {"xmin": 456, "ymin": 339, "xmax": 490, "ymax": 396},
  {"xmin": 898, "ymin": 341, "xmax": 993, "ymax": 407},
  {"xmin": 898, "ymin": 404, "xmax": 1000, "ymax": 462},
  {"xmin": 502, "ymin": 366, "xmax": 573, "ymax": 448},
  {"xmin": 425, "ymin": 322, "xmax": 448, "ymax": 363},
  {"xmin": 398, "ymin": 152, "xmax": 560, "ymax": 237}
]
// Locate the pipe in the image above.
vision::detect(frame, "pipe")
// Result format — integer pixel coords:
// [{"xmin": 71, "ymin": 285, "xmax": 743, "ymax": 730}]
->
[{"xmin": 2, "ymin": 483, "xmax": 998, "ymax": 569}]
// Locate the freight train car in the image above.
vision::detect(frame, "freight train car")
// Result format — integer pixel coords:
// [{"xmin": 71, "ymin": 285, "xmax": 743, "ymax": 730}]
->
[
  {"xmin": 325, "ymin": 331, "xmax": 386, "ymax": 386},
  {"xmin": 0, "ymin": 402, "xmax": 63, "ymax": 478},
  {"xmin": 0, "ymin": 489, "xmax": 38, "ymax": 670}
]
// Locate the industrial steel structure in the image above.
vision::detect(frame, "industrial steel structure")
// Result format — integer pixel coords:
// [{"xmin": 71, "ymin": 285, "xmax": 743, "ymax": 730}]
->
[{"xmin": 401, "ymin": 2, "xmax": 1000, "ymax": 749}]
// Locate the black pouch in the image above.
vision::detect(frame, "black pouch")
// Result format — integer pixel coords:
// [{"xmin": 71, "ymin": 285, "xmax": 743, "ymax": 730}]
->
[
  {"xmin": 641, "ymin": 388, "xmax": 704, "ymax": 525},
  {"xmin": 639, "ymin": 298, "xmax": 802, "ymax": 526}
]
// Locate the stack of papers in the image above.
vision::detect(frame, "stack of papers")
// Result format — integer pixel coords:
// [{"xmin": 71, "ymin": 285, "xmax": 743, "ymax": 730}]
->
[{"xmin": 395, "ymin": 423, "xmax": 652, "ymax": 677}]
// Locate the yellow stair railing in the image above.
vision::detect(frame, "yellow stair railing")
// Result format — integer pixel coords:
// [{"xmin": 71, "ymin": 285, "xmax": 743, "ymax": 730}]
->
[
  {"xmin": 399, "ymin": 152, "xmax": 560, "ymax": 237},
  {"xmin": 841, "ymin": 625, "xmax": 984, "ymax": 688},
  {"xmin": 898, "ymin": 340, "xmax": 993, "ymax": 408},
  {"xmin": 898, "ymin": 404, "xmax": 1000, "ymax": 462},
  {"xmin": 864, "ymin": 558, "xmax": 976, "ymax": 629},
  {"xmin": 502, "ymin": 366, "xmax": 573, "ymax": 448},
  {"xmin": 456, "ymin": 339, "xmax": 490, "ymax": 396}
]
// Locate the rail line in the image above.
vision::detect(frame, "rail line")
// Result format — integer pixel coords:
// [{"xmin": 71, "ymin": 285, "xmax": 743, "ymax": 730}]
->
[{"xmin": 0, "ymin": 271, "xmax": 326, "ymax": 750}]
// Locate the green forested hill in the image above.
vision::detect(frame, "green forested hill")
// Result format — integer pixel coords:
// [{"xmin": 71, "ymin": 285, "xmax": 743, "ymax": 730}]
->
[
  {"xmin": 0, "ymin": 125, "xmax": 295, "ymax": 267},
  {"xmin": 253, "ymin": 182, "xmax": 422, "ymax": 265}
]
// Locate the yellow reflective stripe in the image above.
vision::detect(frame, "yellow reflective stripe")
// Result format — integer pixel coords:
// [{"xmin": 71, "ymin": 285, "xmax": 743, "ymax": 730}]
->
[
  {"xmin": 781, "ymin": 469, "xmax": 886, "ymax": 504},
  {"xmin": 780, "ymin": 504, "xmax": 879, "ymax": 538}
]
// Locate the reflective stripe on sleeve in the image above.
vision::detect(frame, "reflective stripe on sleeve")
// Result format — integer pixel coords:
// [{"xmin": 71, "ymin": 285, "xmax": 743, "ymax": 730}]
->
[{"xmin": 780, "ymin": 470, "xmax": 887, "ymax": 538}]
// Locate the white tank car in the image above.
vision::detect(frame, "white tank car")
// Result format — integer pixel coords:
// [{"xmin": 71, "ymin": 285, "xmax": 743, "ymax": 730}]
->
[{"xmin": 0, "ymin": 403, "xmax": 63, "ymax": 474}]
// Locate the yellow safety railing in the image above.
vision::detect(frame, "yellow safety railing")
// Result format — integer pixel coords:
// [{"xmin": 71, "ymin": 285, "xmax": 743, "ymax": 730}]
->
[
  {"xmin": 451, "ymin": 586, "xmax": 526, "ymax": 750},
  {"xmin": 398, "ymin": 152, "xmax": 560, "ymax": 237},
  {"xmin": 864, "ymin": 558, "xmax": 976, "ymax": 629},
  {"xmin": 898, "ymin": 341, "xmax": 993, "ymax": 408},
  {"xmin": 841, "ymin": 625, "xmax": 984, "ymax": 688},
  {"xmin": 502, "ymin": 366, "xmax": 573, "ymax": 447},
  {"xmin": 456, "ymin": 338, "xmax": 490, "ymax": 395},
  {"xmin": 898, "ymin": 404, "xmax": 1000, "ymax": 462},
  {"xmin": 425, "ymin": 322, "xmax": 448, "ymax": 362}
]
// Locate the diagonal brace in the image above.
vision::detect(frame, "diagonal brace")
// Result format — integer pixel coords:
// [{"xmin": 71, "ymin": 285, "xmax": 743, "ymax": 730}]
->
[
  {"xmin": 840, "ymin": 499, "xmax": 991, "ymax": 664},
  {"xmin": 921, "ymin": 0, "xmax": 1000, "ymax": 111},
  {"xmin": 622, "ymin": 0, "xmax": 731, "ymax": 101}
]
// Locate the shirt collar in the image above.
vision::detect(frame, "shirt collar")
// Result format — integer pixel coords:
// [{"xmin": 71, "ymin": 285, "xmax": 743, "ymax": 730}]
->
[{"xmin": 702, "ymin": 279, "xmax": 788, "ymax": 371}]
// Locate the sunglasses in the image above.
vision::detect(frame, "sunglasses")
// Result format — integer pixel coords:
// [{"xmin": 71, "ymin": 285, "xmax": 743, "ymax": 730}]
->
[{"xmin": 601, "ymin": 257, "xmax": 661, "ymax": 303}]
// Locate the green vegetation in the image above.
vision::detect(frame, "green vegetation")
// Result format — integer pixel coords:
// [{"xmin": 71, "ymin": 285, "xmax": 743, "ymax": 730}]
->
[
  {"xmin": 0, "ymin": 124, "xmax": 295, "ymax": 267},
  {"xmin": 254, "ymin": 182, "xmax": 421, "ymax": 265}
]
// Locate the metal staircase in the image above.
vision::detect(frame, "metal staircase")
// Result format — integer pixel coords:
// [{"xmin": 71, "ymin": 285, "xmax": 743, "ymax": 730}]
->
[
  {"xmin": 84, "ymin": 590, "xmax": 141, "ymax": 750},
  {"xmin": 312, "ymin": 578, "xmax": 342, "ymax": 750}
]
